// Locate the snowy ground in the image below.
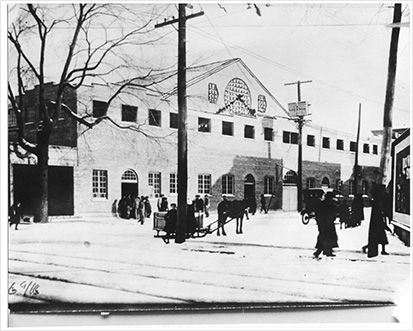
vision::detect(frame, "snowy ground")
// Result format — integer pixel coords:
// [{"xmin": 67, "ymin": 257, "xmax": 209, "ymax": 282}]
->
[{"xmin": 8, "ymin": 208, "xmax": 410, "ymax": 310}]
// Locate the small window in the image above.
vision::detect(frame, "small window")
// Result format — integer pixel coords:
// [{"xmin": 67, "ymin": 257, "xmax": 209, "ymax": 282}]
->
[
  {"xmin": 208, "ymin": 83, "xmax": 219, "ymax": 103},
  {"xmin": 307, "ymin": 135, "xmax": 315, "ymax": 147},
  {"xmin": 306, "ymin": 177, "xmax": 316, "ymax": 189},
  {"xmin": 291, "ymin": 132, "xmax": 298, "ymax": 144},
  {"xmin": 282, "ymin": 131, "xmax": 289, "ymax": 143},
  {"xmin": 222, "ymin": 121, "xmax": 234, "ymax": 136},
  {"xmin": 198, "ymin": 174, "xmax": 211, "ymax": 195},
  {"xmin": 363, "ymin": 143, "xmax": 370, "ymax": 154},
  {"xmin": 284, "ymin": 170, "xmax": 297, "ymax": 184},
  {"xmin": 264, "ymin": 176, "xmax": 274, "ymax": 194},
  {"xmin": 148, "ymin": 172, "xmax": 161, "ymax": 197},
  {"xmin": 170, "ymin": 173, "xmax": 177, "ymax": 194},
  {"xmin": 264, "ymin": 128, "xmax": 273, "ymax": 141},
  {"xmin": 93, "ymin": 100, "xmax": 108, "ymax": 118},
  {"xmin": 222, "ymin": 174, "xmax": 234, "ymax": 195},
  {"xmin": 92, "ymin": 169, "xmax": 108, "ymax": 199},
  {"xmin": 244, "ymin": 125, "xmax": 255, "ymax": 139},
  {"xmin": 350, "ymin": 141, "xmax": 357, "ymax": 152},
  {"xmin": 283, "ymin": 131, "xmax": 298, "ymax": 144},
  {"xmin": 121, "ymin": 105, "xmax": 137, "ymax": 122},
  {"xmin": 336, "ymin": 139, "xmax": 344, "ymax": 150},
  {"xmin": 322, "ymin": 137, "xmax": 330, "ymax": 149},
  {"xmin": 373, "ymin": 144, "xmax": 378, "ymax": 155},
  {"xmin": 149, "ymin": 109, "xmax": 161, "ymax": 127},
  {"xmin": 170, "ymin": 113, "xmax": 178, "ymax": 129},
  {"xmin": 198, "ymin": 117, "xmax": 211, "ymax": 133}
]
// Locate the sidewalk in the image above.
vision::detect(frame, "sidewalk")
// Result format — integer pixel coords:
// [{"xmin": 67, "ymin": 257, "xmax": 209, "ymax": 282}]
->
[{"xmin": 8, "ymin": 208, "xmax": 410, "ymax": 308}]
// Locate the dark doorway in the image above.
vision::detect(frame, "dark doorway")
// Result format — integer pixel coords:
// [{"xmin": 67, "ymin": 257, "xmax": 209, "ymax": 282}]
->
[
  {"xmin": 121, "ymin": 169, "xmax": 139, "ymax": 198},
  {"xmin": 13, "ymin": 164, "xmax": 74, "ymax": 216},
  {"xmin": 244, "ymin": 174, "xmax": 255, "ymax": 199}
]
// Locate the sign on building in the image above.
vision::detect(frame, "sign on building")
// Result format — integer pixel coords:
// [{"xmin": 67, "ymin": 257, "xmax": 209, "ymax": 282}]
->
[{"xmin": 288, "ymin": 101, "xmax": 308, "ymax": 117}]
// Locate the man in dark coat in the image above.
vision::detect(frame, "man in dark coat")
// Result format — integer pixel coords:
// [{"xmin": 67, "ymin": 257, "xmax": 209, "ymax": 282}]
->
[
  {"xmin": 9, "ymin": 202, "xmax": 23, "ymax": 230},
  {"xmin": 163, "ymin": 203, "xmax": 177, "ymax": 244},
  {"xmin": 313, "ymin": 192, "xmax": 339, "ymax": 258},
  {"xmin": 260, "ymin": 194, "xmax": 267, "ymax": 214},
  {"xmin": 217, "ymin": 196, "xmax": 229, "ymax": 236},
  {"xmin": 350, "ymin": 193, "xmax": 364, "ymax": 227},
  {"xmin": 338, "ymin": 200, "xmax": 350, "ymax": 229},
  {"xmin": 362, "ymin": 184, "xmax": 390, "ymax": 257},
  {"xmin": 194, "ymin": 195, "xmax": 204, "ymax": 213}
]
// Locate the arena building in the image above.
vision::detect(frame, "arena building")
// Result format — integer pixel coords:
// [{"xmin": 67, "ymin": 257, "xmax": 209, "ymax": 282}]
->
[{"xmin": 8, "ymin": 58, "xmax": 382, "ymax": 217}]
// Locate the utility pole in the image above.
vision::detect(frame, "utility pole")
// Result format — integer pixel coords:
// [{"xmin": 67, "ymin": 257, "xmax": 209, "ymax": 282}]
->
[
  {"xmin": 380, "ymin": 3, "xmax": 402, "ymax": 186},
  {"xmin": 155, "ymin": 5, "xmax": 204, "ymax": 244},
  {"xmin": 353, "ymin": 103, "xmax": 362, "ymax": 194},
  {"xmin": 284, "ymin": 80, "xmax": 312, "ymax": 211}
]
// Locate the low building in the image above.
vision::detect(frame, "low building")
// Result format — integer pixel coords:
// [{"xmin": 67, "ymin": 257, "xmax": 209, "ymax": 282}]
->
[{"xmin": 8, "ymin": 58, "xmax": 382, "ymax": 218}]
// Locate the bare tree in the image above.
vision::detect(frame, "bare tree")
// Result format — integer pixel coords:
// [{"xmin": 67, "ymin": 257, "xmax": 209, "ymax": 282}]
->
[{"xmin": 8, "ymin": 4, "xmax": 173, "ymax": 223}]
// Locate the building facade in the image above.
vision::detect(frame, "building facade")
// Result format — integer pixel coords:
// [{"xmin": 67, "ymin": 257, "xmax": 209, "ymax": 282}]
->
[{"xmin": 8, "ymin": 58, "xmax": 383, "ymax": 217}]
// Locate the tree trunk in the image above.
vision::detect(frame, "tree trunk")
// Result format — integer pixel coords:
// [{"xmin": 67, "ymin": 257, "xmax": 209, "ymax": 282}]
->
[{"xmin": 36, "ymin": 141, "xmax": 49, "ymax": 223}]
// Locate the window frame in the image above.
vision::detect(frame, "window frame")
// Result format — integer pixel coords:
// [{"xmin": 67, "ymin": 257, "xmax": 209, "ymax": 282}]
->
[
  {"xmin": 169, "ymin": 112, "xmax": 178, "ymax": 129},
  {"xmin": 336, "ymin": 139, "xmax": 344, "ymax": 150},
  {"xmin": 222, "ymin": 121, "xmax": 234, "ymax": 136},
  {"xmin": 121, "ymin": 104, "xmax": 137, "ymax": 123},
  {"xmin": 198, "ymin": 173, "xmax": 212, "ymax": 195},
  {"xmin": 92, "ymin": 169, "xmax": 108, "ymax": 200},
  {"xmin": 148, "ymin": 171, "xmax": 161, "ymax": 197},
  {"xmin": 222, "ymin": 174, "xmax": 234, "ymax": 195},
  {"xmin": 93, "ymin": 100, "xmax": 108, "ymax": 118},
  {"xmin": 148, "ymin": 109, "xmax": 162, "ymax": 127},
  {"xmin": 363, "ymin": 143, "xmax": 370, "ymax": 154},
  {"xmin": 198, "ymin": 117, "xmax": 211, "ymax": 133},
  {"xmin": 264, "ymin": 127, "xmax": 273, "ymax": 141},
  {"xmin": 322, "ymin": 137, "xmax": 330, "ymax": 149},
  {"xmin": 264, "ymin": 176, "xmax": 274, "ymax": 195},
  {"xmin": 307, "ymin": 135, "xmax": 315, "ymax": 147},
  {"xmin": 244, "ymin": 125, "xmax": 255, "ymax": 139},
  {"xmin": 169, "ymin": 173, "xmax": 177, "ymax": 194}
]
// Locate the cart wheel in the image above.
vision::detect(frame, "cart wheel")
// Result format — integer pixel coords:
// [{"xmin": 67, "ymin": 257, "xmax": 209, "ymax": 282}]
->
[{"xmin": 302, "ymin": 212, "xmax": 310, "ymax": 225}]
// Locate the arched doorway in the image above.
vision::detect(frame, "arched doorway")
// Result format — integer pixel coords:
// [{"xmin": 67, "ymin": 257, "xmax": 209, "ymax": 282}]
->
[
  {"xmin": 121, "ymin": 169, "xmax": 139, "ymax": 198},
  {"xmin": 244, "ymin": 174, "xmax": 255, "ymax": 200},
  {"xmin": 282, "ymin": 170, "xmax": 297, "ymax": 211},
  {"xmin": 321, "ymin": 176, "xmax": 330, "ymax": 188}
]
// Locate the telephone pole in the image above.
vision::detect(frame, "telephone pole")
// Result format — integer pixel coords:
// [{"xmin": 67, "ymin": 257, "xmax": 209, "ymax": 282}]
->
[
  {"xmin": 284, "ymin": 80, "xmax": 312, "ymax": 211},
  {"xmin": 155, "ymin": 5, "xmax": 204, "ymax": 244},
  {"xmin": 353, "ymin": 103, "xmax": 362, "ymax": 194}
]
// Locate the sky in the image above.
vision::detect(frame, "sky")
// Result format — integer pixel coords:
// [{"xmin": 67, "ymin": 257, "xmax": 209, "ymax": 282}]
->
[{"xmin": 6, "ymin": 2, "xmax": 411, "ymax": 135}]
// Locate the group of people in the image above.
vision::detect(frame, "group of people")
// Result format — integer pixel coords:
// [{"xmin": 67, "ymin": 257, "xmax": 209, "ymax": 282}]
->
[
  {"xmin": 114, "ymin": 195, "xmax": 152, "ymax": 223},
  {"xmin": 313, "ymin": 184, "xmax": 392, "ymax": 259}
]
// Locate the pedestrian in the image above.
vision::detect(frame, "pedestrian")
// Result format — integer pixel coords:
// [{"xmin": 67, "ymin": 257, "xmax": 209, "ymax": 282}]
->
[
  {"xmin": 194, "ymin": 195, "xmax": 204, "ymax": 214},
  {"xmin": 260, "ymin": 194, "xmax": 266, "ymax": 213},
  {"xmin": 362, "ymin": 184, "xmax": 390, "ymax": 257},
  {"xmin": 118, "ymin": 196, "xmax": 128, "ymax": 219},
  {"xmin": 350, "ymin": 193, "xmax": 364, "ymax": 227},
  {"xmin": 217, "ymin": 196, "xmax": 228, "ymax": 236},
  {"xmin": 157, "ymin": 194, "xmax": 164, "ymax": 212},
  {"xmin": 134, "ymin": 195, "xmax": 141, "ymax": 220},
  {"xmin": 204, "ymin": 194, "xmax": 210, "ymax": 218},
  {"xmin": 163, "ymin": 203, "xmax": 177, "ymax": 244},
  {"xmin": 186, "ymin": 198, "xmax": 197, "ymax": 235},
  {"xmin": 160, "ymin": 196, "xmax": 169, "ymax": 212},
  {"xmin": 249, "ymin": 195, "xmax": 257, "ymax": 215},
  {"xmin": 111, "ymin": 200, "xmax": 118, "ymax": 218},
  {"xmin": 9, "ymin": 202, "xmax": 22, "ymax": 230},
  {"xmin": 338, "ymin": 200, "xmax": 350, "ymax": 229},
  {"xmin": 144, "ymin": 196, "xmax": 152, "ymax": 218},
  {"xmin": 125, "ymin": 194, "xmax": 134, "ymax": 219},
  {"xmin": 313, "ymin": 192, "xmax": 339, "ymax": 258}
]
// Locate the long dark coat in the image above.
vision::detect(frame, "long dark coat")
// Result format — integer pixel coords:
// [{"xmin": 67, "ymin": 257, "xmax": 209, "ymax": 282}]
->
[
  {"xmin": 367, "ymin": 185, "xmax": 389, "ymax": 258},
  {"xmin": 315, "ymin": 199, "xmax": 339, "ymax": 251},
  {"xmin": 164, "ymin": 208, "xmax": 177, "ymax": 234},
  {"xmin": 350, "ymin": 194, "xmax": 364, "ymax": 226}
]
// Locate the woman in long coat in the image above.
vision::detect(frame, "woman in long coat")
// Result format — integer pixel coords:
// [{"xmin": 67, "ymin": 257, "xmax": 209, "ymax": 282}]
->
[
  {"xmin": 350, "ymin": 193, "xmax": 364, "ymax": 227},
  {"xmin": 314, "ymin": 192, "xmax": 339, "ymax": 258},
  {"xmin": 363, "ymin": 184, "xmax": 389, "ymax": 257}
]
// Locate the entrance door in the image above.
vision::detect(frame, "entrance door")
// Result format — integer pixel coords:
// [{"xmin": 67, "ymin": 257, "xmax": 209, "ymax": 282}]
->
[
  {"xmin": 244, "ymin": 174, "xmax": 255, "ymax": 199},
  {"xmin": 282, "ymin": 185, "xmax": 297, "ymax": 211},
  {"xmin": 121, "ymin": 169, "xmax": 139, "ymax": 197}
]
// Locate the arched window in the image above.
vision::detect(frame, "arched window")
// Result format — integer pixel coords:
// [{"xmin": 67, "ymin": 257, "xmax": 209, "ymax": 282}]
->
[
  {"xmin": 283, "ymin": 170, "xmax": 297, "ymax": 184},
  {"xmin": 121, "ymin": 169, "xmax": 138, "ymax": 182},
  {"xmin": 264, "ymin": 176, "xmax": 274, "ymax": 194},
  {"xmin": 321, "ymin": 177, "xmax": 330, "ymax": 187},
  {"xmin": 306, "ymin": 177, "xmax": 316, "ymax": 189},
  {"xmin": 222, "ymin": 174, "xmax": 234, "ymax": 195}
]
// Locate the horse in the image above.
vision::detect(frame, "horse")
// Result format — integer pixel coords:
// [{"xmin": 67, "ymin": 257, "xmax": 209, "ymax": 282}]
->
[{"xmin": 226, "ymin": 199, "xmax": 251, "ymax": 234}]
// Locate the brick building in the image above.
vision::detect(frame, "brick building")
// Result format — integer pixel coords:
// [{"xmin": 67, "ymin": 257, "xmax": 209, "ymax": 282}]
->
[{"xmin": 8, "ymin": 58, "xmax": 382, "ymax": 217}]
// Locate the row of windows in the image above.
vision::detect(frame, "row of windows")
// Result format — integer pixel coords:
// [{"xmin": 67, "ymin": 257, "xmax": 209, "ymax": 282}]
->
[
  {"xmin": 92, "ymin": 169, "xmax": 276, "ymax": 199},
  {"xmin": 305, "ymin": 176, "xmax": 369, "ymax": 196},
  {"xmin": 283, "ymin": 130, "xmax": 378, "ymax": 154}
]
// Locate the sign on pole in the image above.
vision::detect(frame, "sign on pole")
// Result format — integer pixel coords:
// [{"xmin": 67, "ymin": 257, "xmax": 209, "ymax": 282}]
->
[{"xmin": 288, "ymin": 101, "xmax": 308, "ymax": 117}]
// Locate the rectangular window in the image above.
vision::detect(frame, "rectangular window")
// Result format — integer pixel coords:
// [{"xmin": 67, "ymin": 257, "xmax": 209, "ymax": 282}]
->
[
  {"xmin": 148, "ymin": 172, "xmax": 161, "ymax": 197},
  {"xmin": 92, "ymin": 169, "xmax": 108, "ymax": 199},
  {"xmin": 264, "ymin": 128, "xmax": 273, "ymax": 141},
  {"xmin": 8, "ymin": 109, "xmax": 17, "ymax": 127},
  {"xmin": 244, "ymin": 125, "xmax": 255, "ymax": 139},
  {"xmin": 170, "ymin": 112, "xmax": 178, "ymax": 129},
  {"xmin": 336, "ymin": 139, "xmax": 344, "ymax": 150},
  {"xmin": 222, "ymin": 121, "xmax": 234, "ymax": 136},
  {"xmin": 198, "ymin": 117, "xmax": 211, "ymax": 133},
  {"xmin": 350, "ymin": 141, "xmax": 357, "ymax": 152},
  {"xmin": 93, "ymin": 100, "xmax": 108, "ymax": 118},
  {"xmin": 307, "ymin": 135, "xmax": 315, "ymax": 147},
  {"xmin": 373, "ymin": 144, "xmax": 378, "ymax": 155},
  {"xmin": 169, "ymin": 173, "xmax": 177, "ymax": 194},
  {"xmin": 121, "ymin": 104, "xmax": 137, "ymax": 122},
  {"xmin": 198, "ymin": 174, "xmax": 211, "ymax": 195},
  {"xmin": 149, "ymin": 109, "xmax": 161, "ymax": 127},
  {"xmin": 306, "ymin": 177, "xmax": 316, "ymax": 189},
  {"xmin": 264, "ymin": 176, "xmax": 274, "ymax": 194},
  {"xmin": 395, "ymin": 146, "xmax": 410, "ymax": 214},
  {"xmin": 349, "ymin": 180, "xmax": 354, "ymax": 195},
  {"xmin": 283, "ymin": 131, "xmax": 298, "ymax": 144},
  {"xmin": 363, "ymin": 143, "xmax": 370, "ymax": 154},
  {"xmin": 222, "ymin": 175, "xmax": 234, "ymax": 195},
  {"xmin": 322, "ymin": 137, "xmax": 330, "ymax": 149}
]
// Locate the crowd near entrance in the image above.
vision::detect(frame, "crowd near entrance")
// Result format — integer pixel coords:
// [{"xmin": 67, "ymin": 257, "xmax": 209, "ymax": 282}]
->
[{"xmin": 121, "ymin": 169, "xmax": 139, "ymax": 198}]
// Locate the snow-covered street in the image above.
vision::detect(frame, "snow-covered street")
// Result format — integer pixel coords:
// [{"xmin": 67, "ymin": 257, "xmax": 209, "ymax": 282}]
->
[{"xmin": 8, "ymin": 208, "xmax": 410, "ymax": 309}]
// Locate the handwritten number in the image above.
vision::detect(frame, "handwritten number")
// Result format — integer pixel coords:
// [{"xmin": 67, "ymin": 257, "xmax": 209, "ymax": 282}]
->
[{"xmin": 8, "ymin": 283, "xmax": 17, "ymax": 295}]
